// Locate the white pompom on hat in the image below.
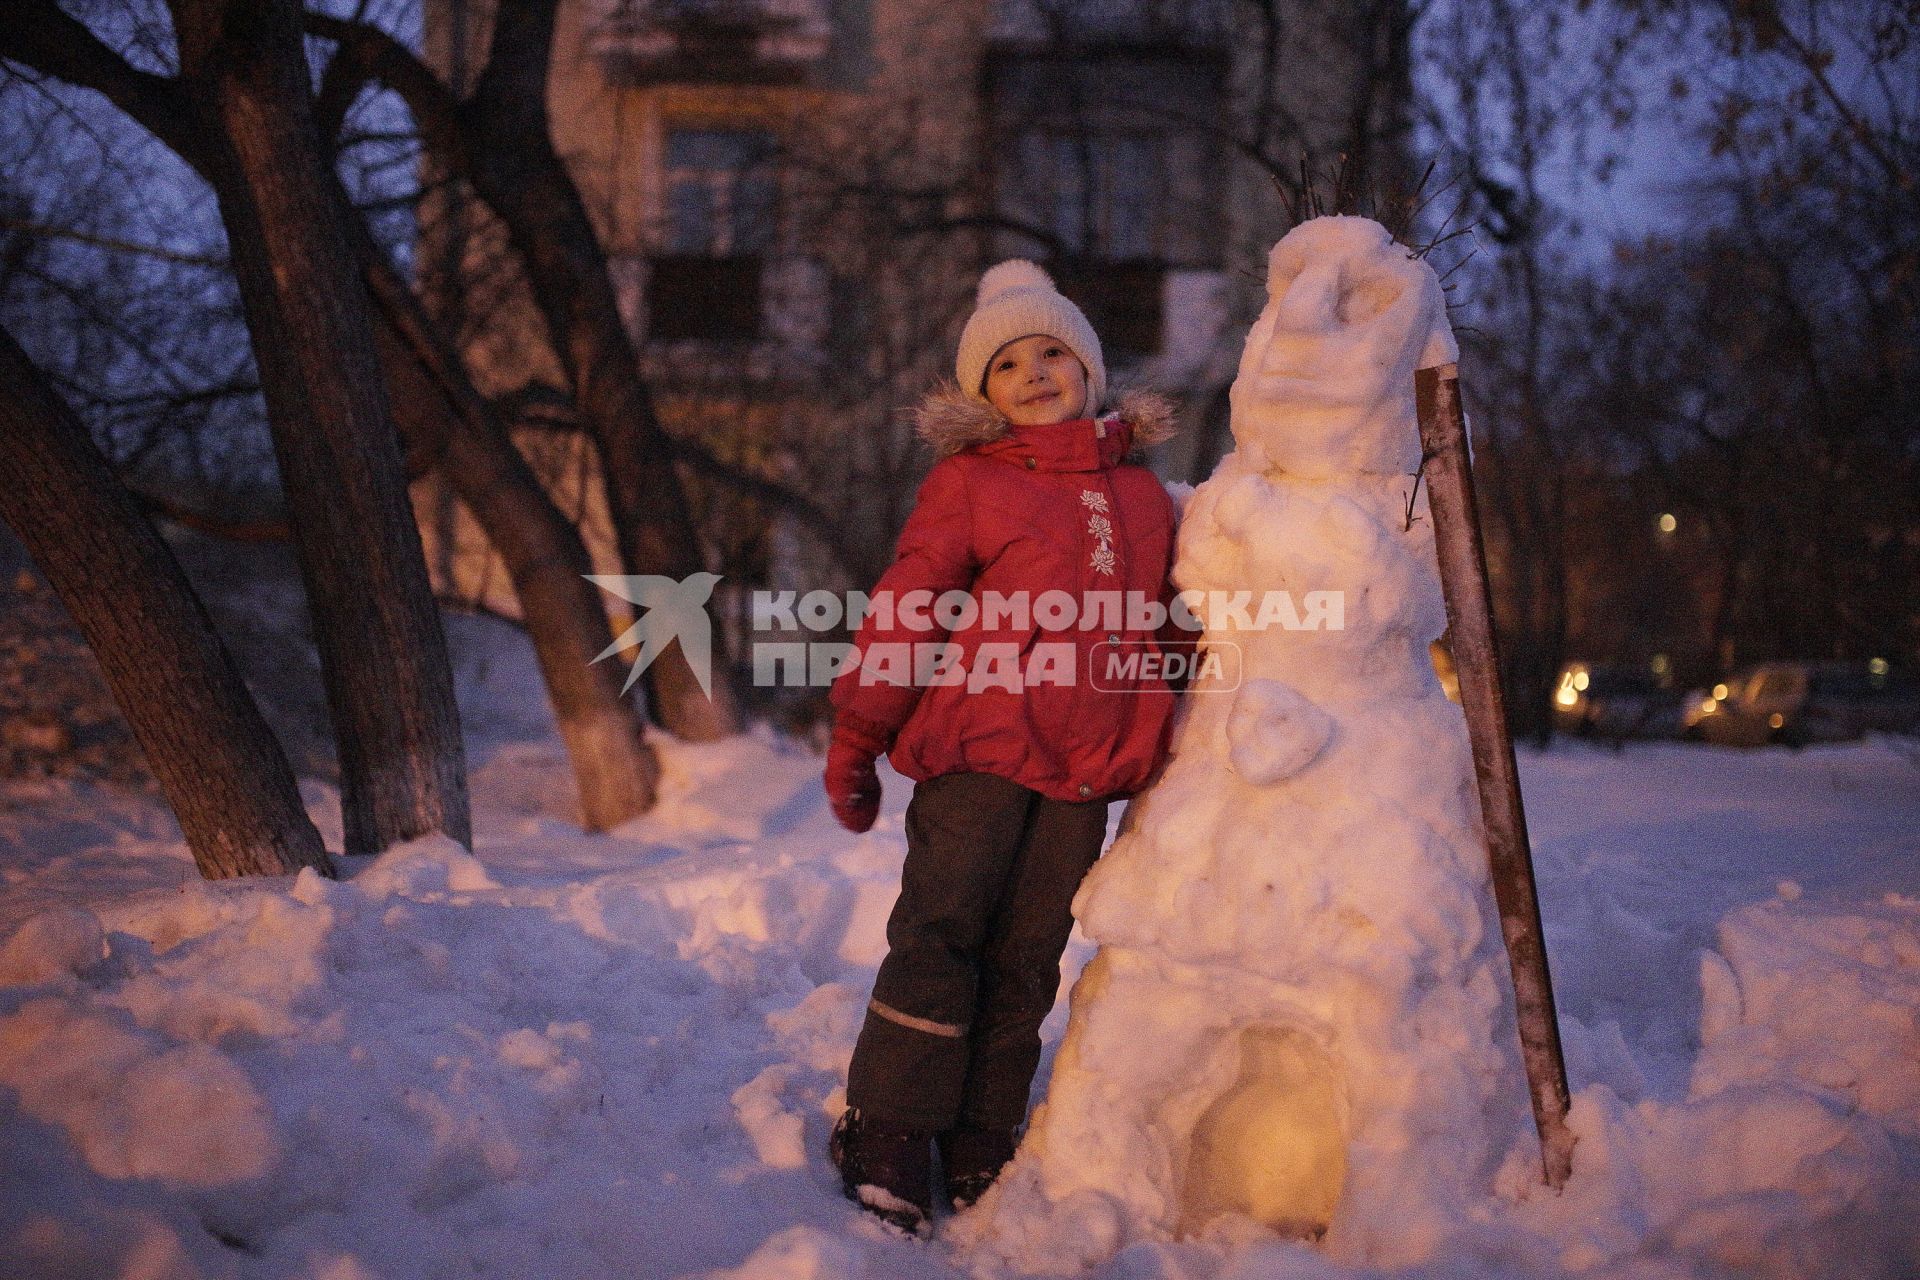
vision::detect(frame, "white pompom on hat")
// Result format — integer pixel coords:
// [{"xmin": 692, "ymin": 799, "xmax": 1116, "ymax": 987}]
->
[{"xmin": 955, "ymin": 259, "xmax": 1106, "ymax": 414}]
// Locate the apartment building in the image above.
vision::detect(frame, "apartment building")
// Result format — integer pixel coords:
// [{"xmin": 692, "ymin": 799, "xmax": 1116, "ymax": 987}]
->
[{"xmin": 414, "ymin": 0, "xmax": 1404, "ymax": 646}]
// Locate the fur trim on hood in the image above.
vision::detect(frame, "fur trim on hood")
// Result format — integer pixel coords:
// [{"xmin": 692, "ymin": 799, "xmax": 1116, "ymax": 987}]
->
[{"xmin": 910, "ymin": 382, "xmax": 1180, "ymax": 463}]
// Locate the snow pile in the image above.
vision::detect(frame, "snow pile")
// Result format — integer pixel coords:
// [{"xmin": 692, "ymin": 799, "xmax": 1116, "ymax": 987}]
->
[
  {"xmin": 0, "ymin": 905, "xmax": 103, "ymax": 985},
  {"xmin": 0, "ymin": 732, "xmax": 932, "ymax": 1279},
  {"xmin": 1501, "ymin": 890, "xmax": 1920, "ymax": 1278},
  {"xmin": 1696, "ymin": 895, "xmax": 1920, "ymax": 1130},
  {"xmin": 960, "ymin": 217, "xmax": 1525, "ymax": 1270}
]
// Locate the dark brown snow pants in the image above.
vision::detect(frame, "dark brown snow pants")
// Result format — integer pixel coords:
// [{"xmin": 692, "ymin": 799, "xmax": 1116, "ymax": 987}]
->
[{"xmin": 846, "ymin": 770, "xmax": 1112, "ymax": 1132}]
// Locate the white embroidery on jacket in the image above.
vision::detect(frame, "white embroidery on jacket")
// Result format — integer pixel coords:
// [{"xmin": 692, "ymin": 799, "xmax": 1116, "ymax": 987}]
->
[{"xmin": 1081, "ymin": 489, "xmax": 1117, "ymax": 576}]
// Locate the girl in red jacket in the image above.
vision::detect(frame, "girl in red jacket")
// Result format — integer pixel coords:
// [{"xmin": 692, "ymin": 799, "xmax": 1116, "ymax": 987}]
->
[{"xmin": 823, "ymin": 260, "xmax": 1188, "ymax": 1234}]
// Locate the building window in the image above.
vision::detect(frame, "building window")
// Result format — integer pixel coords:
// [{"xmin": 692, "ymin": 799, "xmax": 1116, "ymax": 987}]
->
[
  {"xmin": 1051, "ymin": 257, "xmax": 1163, "ymax": 368},
  {"xmin": 1013, "ymin": 130, "xmax": 1170, "ymax": 364},
  {"xmin": 651, "ymin": 127, "xmax": 777, "ymax": 343},
  {"xmin": 1025, "ymin": 131, "xmax": 1165, "ymax": 261}
]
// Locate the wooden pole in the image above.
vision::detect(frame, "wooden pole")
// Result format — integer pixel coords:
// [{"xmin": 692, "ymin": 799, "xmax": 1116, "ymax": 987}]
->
[{"xmin": 1415, "ymin": 362, "xmax": 1576, "ymax": 1188}]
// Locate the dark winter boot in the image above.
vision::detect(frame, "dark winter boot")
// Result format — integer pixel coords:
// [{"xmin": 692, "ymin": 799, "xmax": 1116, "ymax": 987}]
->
[
  {"xmin": 937, "ymin": 1125, "xmax": 1020, "ymax": 1210},
  {"xmin": 829, "ymin": 1107, "xmax": 934, "ymax": 1237}
]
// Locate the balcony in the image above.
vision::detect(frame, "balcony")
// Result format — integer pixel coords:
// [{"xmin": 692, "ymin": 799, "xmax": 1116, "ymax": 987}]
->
[{"xmin": 593, "ymin": 0, "xmax": 833, "ymax": 86}]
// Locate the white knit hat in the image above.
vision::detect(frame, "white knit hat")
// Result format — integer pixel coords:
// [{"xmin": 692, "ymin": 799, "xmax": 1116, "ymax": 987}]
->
[{"xmin": 955, "ymin": 260, "xmax": 1106, "ymax": 414}]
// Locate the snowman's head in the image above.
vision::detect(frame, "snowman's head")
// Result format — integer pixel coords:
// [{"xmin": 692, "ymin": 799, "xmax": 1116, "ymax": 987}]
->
[{"xmin": 1229, "ymin": 217, "xmax": 1456, "ymax": 477}]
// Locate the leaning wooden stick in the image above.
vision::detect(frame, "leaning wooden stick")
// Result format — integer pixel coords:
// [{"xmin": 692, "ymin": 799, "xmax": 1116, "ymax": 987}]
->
[{"xmin": 1415, "ymin": 362, "xmax": 1577, "ymax": 1189}]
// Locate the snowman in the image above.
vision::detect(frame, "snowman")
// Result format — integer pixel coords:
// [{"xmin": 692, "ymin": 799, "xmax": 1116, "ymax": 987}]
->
[{"xmin": 962, "ymin": 217, "xmax": 1532, "ymax": 1270}]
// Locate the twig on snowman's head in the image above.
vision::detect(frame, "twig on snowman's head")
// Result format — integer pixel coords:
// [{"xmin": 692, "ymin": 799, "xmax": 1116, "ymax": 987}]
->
[
  {"xmin": 1270, "ymin": 154, "xmax": 1481, "ymax": 261},
  {"xmin": 1436, "ymin": 245, "xmax": 1480, "ymax": 285}
]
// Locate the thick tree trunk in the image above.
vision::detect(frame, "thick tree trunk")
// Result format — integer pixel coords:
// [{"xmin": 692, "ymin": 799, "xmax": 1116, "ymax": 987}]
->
[
  {"xmin": 307, "ymin": 4, "xmax": 742, "ymax": 741},
  {"xmin": 457, "ymin": 0, "xmax": 739, "ymax": 742},
  {"xmin": 167, "ymin": 0, "xmax": 470, "ymax": 853},
  {"xmin": 0, "ymin": 327, "xmax": 332, "ymax": 880},
  {"xmin": 359, "ymin": 253, "xmax": 661, "ymax": 827}
]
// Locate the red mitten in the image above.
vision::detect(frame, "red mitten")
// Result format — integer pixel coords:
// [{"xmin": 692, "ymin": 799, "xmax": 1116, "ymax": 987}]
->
[{"xmin": 824, "ymin": 712, "xmax": 891, "ymax": 833}]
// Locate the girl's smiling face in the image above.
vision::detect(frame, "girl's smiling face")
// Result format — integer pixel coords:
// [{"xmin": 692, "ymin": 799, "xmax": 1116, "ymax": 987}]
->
[{"xmin": 983, "ymin": 334, "xmax": 1089, "ymax": 426}]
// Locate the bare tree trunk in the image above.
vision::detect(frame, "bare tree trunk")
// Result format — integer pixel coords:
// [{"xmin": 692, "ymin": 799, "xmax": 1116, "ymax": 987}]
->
[
  {"xmin": 313, "ymin": 3, "xmax": 740, "ymax": 742},
  {"xmin": 311, "ymin": 59, "xmax": 665, "ymax": 820},
  {"xmin": 166, "ymin": 0, "xmax": 470, "ymax": 853},
  {"xmin": 0, "ymin": 326, "xmax": 333, "ymax": 881},
  {"xmin": 359, "ymin": 254, "xmax": 662, "ymax": 827},
  {"xmin": 461, "ymin": 0, "xmax": 739, "ymax": 742}
]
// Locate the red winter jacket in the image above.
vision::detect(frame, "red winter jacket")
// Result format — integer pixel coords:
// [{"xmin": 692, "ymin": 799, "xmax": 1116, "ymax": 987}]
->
[{"xmin": 829, "ymin": 385, "xmax": 1188, "ymax": 804}]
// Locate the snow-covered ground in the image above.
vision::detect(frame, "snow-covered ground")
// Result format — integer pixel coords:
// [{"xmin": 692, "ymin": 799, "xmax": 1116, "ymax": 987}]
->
[{"xmin": 1, "ymin": 613, "xmax": 1916, "ymax": 1279}]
